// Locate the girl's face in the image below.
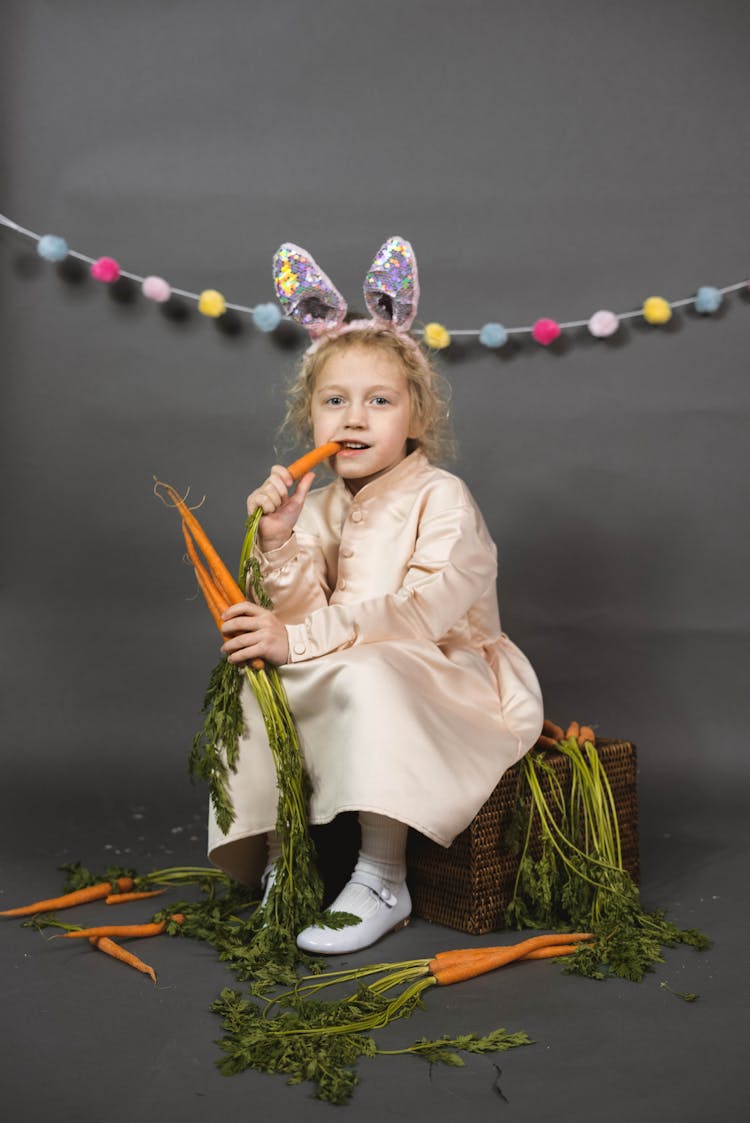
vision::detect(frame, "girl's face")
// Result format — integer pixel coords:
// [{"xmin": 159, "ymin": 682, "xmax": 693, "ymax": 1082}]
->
[{"xmin": 310, "ymin": 345, "xmax": 418, "ymax": 494}]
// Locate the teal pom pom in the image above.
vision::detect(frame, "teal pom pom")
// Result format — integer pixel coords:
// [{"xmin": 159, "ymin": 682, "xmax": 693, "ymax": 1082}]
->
[
  {"xmin": 479, "ymin": 323, "xmax": 508, "ymax": 348},
  {"xmin": 253, "ymin": 303, "xmax": 282, "ymax": 332},
  {"xmin": 694, "ymin": 286, "xmax": 722, "ymax": 314},
  {"xmin": 37, "ymin": 234, "xmax": 68, "ymax": 262}
]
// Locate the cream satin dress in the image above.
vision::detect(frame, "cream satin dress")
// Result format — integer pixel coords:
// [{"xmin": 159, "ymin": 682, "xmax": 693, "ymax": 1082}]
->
[{"xmin": 208, "ymin": 451, "xmax": 544, "ymax": 884}]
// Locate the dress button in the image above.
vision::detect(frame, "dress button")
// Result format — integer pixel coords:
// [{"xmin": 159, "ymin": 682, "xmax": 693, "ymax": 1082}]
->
[
  {"xmin": 293, "ymin": 642, "xmax": 306, "ymax": 655},
  {"xmin": 339, "ymin": 579, "xmax": 346, "ymax": 590},
  {"xmin": 341, "ymin": 547, "xmax": 354, "ymax": 558},
  {"xmin": 350, "ymin": 509, "xmax": 363, "ymax": 523}
]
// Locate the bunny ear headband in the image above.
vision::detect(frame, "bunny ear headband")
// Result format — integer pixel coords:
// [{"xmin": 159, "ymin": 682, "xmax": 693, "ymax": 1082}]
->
[{"xmin": 272, "ymin": 235, "xmax": 422, "ymax": 358}]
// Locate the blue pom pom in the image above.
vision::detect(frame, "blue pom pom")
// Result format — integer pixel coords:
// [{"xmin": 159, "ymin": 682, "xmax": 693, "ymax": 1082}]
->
[
  {"xmin": 37, "ymin": 234, "xmax": 68, "ymax": 262},
  {"xmin": 253, "ymin": 302, "xmax": 282, "ymax": 332},
  {"xmin": 479, "ymin": 322, "xmax": 508, "ymax": 348},
  {"xmin": 694, "ymin": 286, "xmax": 722, "ymax": 314}
]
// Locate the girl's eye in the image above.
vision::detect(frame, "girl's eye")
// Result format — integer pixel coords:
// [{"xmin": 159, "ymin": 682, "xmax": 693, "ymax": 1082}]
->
[
  {"xmin": 325, "ymin": 396, "xmax": 345, "ymax": 406},
  {"xmin": 371, "ymin": 396, "xmax": 389, "ymax": 406}
]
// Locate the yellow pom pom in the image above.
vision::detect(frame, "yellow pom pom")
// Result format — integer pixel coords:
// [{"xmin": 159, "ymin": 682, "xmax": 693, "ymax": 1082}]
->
[
  {"xmin": 423, "ymin": 322, "xmax": 451, "ymax": 349},
  {"xmin": 642, "ymin": 296, "xmax": 672, "ymax": 325},
  {"xmin": 198, "ymin": 289, "xmax": 227, "ymax": 318}
]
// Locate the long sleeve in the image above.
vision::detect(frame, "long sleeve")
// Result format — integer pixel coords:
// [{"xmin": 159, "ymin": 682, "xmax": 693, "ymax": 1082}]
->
[
  {"xmin": 251, "ymin": 531, "xmax": 331, "ymax": 624},
  {"xmin": 285, "ymin": 501, "xmax": 497, "ymax": 661}
]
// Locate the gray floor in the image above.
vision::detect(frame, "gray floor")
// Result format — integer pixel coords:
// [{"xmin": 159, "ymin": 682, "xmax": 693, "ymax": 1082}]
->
[{"xmin": 2, "ymin": 774, "xmax": 746, "ymax": 1123}]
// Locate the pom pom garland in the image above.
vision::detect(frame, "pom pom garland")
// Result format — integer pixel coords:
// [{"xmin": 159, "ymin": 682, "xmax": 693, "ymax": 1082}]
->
[
  {"xmin": 694, "ymin": 286, "xmax": 722, "ymax": 314},
  {"xmin": 198, "ymin": 289, "xmax": 226, "ymax": 318},
  {"xmin": 142, "ymin": 275, "xmax": 172, "ymax": 303},
  {"xmin": 423, "ymin": 322, "xmax": 451, "ymax": 349},
  {"xmin": 479, "ymin": 322, "xmax": 508, "ymax": 348},
  {"xmin": 90, "ymin": 257, "xmax": 121, "ymax": 283},
  {"xmin": 37, "ymin": 234, "xmax": 68, "ymax": 262},
  {"xmin": 253, "ymin": 302, "xmax": 282, "ymax": 332},
  {"xmin": 588, "ymin": 310, "xmax": 620, "ymax": 338},
  {"xmin": 532, "ymin": 318, "xmax": 561, "ymax": 346},
  {"xmin": 642, "ymin": 296, "xmax": 672, "ymax": 325},
  {"xmin": 1, "ymin": 214, "xmax": 747, "ymax": 357}
]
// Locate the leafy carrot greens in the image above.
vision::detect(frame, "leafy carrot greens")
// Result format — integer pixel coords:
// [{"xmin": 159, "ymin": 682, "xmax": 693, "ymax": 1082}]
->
[{"xmin": 504, "ymin": 737, "xmax": 710, "ymax": 981}]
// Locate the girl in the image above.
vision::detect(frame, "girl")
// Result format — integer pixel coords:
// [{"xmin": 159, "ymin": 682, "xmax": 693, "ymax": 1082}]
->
[{"xmin": 211, "ymin": 237, "xmax": 544, "ymax": 954}]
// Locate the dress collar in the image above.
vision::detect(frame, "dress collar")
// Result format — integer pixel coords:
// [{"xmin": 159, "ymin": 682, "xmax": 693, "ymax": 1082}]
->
[{"xmin": 334, "ymin": 449, "xmax": 429, "ymax": 505}]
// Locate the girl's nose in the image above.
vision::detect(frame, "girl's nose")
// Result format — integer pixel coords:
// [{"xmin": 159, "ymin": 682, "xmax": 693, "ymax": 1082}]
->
[{"xmin": 343, "ymin": 403, "xmax": 365, "ymax": 426}]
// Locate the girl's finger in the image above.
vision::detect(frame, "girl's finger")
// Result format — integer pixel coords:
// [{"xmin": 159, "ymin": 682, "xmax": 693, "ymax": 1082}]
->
[
  {"xmin": 225, "ymin": 640, "xmax": 265, "ymax": 663},
  {"xmin": 222, "ymin": 630, "xmax": 262, "ymax": 650},
  {"xmin": 221, "ymin": 601, "xmax": 261, "ymax": 620},
  {"xmin": 268, "ymin": 464, "xmax": 294, "ymax": 489},
  {"xmin": 263, "ymin": 475, "xmax": 290, "ymax": 504},
  {"xmin": 293, "ymin": 471, "xmax": 316, "ymax": 501},
  {"xmin": 256, "ymin": 486, "xmax": 284, "ymax": 513},
  {"xmin": 221, "ymin": 615, "xmax": 264, "ymax": 637}
]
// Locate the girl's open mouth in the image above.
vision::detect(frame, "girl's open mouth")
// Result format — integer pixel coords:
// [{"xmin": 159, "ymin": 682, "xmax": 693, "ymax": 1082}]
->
[{"xmin": 337, "ymin": 442, "xmax": 370, "ymax": 456}]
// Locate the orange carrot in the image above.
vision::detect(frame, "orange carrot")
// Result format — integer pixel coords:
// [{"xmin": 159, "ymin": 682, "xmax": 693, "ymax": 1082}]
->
[
  {"xmin": 62, "ymin": 921, "xmax": 167, "ymax": 940},
  {"xmin": 578, "ymin": 725, "xmax": 596, "ymax": 745},
  {"xmin": 429, "ymin": 933, "xmax": 593, "ymax": 985},
  {"xmin": 0, "ymin": 877, "xmax": 135, "ymax": 918},
  {"xmin": 105, "ymin": 890, "xmax": 166, "ymax": 906},
  {"xmin": 183, "ymin": 522, "xmax": 264, "ymax": 670},
  {"xmin": 565, "ymin": 721, "xmax": 581, "ymax": 742},
  {"xmin": 155, "ymin": 480, "xmax": 244, "ymax": 608},
  {"xmin": 90, "ymin": 936, "xmax": 157, "ymax": 984},
  {"xmin": 61, "ymin": 914, "xmax": 185, "ymax": 940},
  {"xmin": 183, "ymin": 522, "xmax": 231, "ymax": 621},
  {"xmin": 519, "ymin": 943, "xmax": 584, "ymax": 960},
  {"xmin": 434, "ymin": 942, "xmax": 588, "ymax": 973},
  {"xmin": 286, "ymin": 441, "xmax": 342, "ymax": 481},
  {"xmin": 535, "ymin": 735, "xmax": 559, "ymax": 750},
  {"xmin": 542, "ymin": 719, "xmax": 565, "ymax": 742},
  {"xmin": 431, "ymin": 932, "xmax": 593, "ymax": 967}
]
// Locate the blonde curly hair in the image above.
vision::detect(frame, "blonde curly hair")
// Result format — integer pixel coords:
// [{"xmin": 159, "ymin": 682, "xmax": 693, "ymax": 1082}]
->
[{"xmin": 280, "ymin": 325, "xmax": 456, "ymax": 464}]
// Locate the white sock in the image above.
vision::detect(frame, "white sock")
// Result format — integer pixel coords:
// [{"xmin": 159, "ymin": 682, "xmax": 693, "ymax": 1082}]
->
[
  {"xmin": 331, "ymin": 813, "xmax": 408, "ymax": 921},
  {"xmin": 356, "ymin": 811, "xmax": 408, "ymax": 887}
]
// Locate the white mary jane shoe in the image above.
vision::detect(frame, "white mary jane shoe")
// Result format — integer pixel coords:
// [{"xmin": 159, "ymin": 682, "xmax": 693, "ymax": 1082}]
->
[{"xmin": 296, "ymin": 872, "xmax": 411, "ymax": 955}]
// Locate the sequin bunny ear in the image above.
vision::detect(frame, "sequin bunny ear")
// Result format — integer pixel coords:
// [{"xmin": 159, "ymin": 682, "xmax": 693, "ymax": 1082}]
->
[
  {"xmin": 363, "ymin": 236, "xmax": 420, "ymax": 331},
  {"xmin": 272, "ymin": 243, "xmax": 348, "ymax": 337}
]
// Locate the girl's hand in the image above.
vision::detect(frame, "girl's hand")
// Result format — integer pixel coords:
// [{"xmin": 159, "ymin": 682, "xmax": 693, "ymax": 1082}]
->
[
  {"xmin": 246, "ymin": 467, "xmax": 316, "ymax": 552},
  {"xmin": 220, "ymin": 602, "xmax": 290, "ymax": 666}
]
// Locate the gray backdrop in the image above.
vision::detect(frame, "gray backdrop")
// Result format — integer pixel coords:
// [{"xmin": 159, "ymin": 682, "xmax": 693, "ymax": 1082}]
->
[
  {"xmin": 1, "ymin": 2, "xmax": 748, "ymax": 1120},
  {"xmin": 3, "ymin": 0, "xmax": 748, "ymax": 814}
]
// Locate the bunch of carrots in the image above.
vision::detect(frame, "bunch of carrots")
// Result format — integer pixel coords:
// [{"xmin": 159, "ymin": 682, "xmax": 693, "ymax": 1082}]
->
[
  {"xmin": 212, "ymin": 931, "xmax": 595, "ymax": 1099},
  {"xmin": 0, "ymin": 876, "xmax": 184, "ymax": 985},
  {"xmin": 274, "ymin": 931, "xmax": 596, "ymax": 1023},
  {"xmin": 153, "ymin": 440, "xmax": 342, "ymax": 654},
  {"xmin": 536, "ymin": 718, "xmax": 597, "ymax": 751},
  {"xmin": 154, "ymin": 440, "xmax": 346, "ymax": 948}
]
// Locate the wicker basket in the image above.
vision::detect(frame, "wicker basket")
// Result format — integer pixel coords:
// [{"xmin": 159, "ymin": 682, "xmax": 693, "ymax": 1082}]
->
[{"xmin": 405, "ymin": 738, "xmax": 639, "ymax": 935}]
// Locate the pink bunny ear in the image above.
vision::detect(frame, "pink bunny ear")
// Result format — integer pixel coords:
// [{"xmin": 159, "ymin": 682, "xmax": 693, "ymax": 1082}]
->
[
  {"xmin": 363, "ymin": 236, "xmax": 420, "ymax": 330},
  {"xmin": 272, "ymin": 243, "xmax": 347, "ymax": 337}
]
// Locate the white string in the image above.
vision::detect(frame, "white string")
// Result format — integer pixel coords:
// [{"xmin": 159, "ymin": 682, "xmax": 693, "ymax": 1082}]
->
[{"xmin": 1, "ymin": 212, "xmax": 746, "ymax": 340}]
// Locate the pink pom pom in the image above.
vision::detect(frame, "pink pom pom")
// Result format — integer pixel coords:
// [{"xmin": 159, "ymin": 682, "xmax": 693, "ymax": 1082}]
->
[
  {"xmin": 588, "ymin": 309, "xmax": 619, "ymax": 338},
  {"xmin": 90, "ymin": 256, "xmax": 121, "ymax": 283},
  {"xmin": 532, "ymin": 318, "xmax": 561, "ymax": 346},
  {"xmin": 142, "ymin": 275, "xmax": 172, "ymax": 303}
]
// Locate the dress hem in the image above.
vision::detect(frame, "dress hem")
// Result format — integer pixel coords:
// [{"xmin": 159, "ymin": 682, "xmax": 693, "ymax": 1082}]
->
[{"xmin": 208, "ymin": 801, "xmax": 458, "ymax": 857}]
